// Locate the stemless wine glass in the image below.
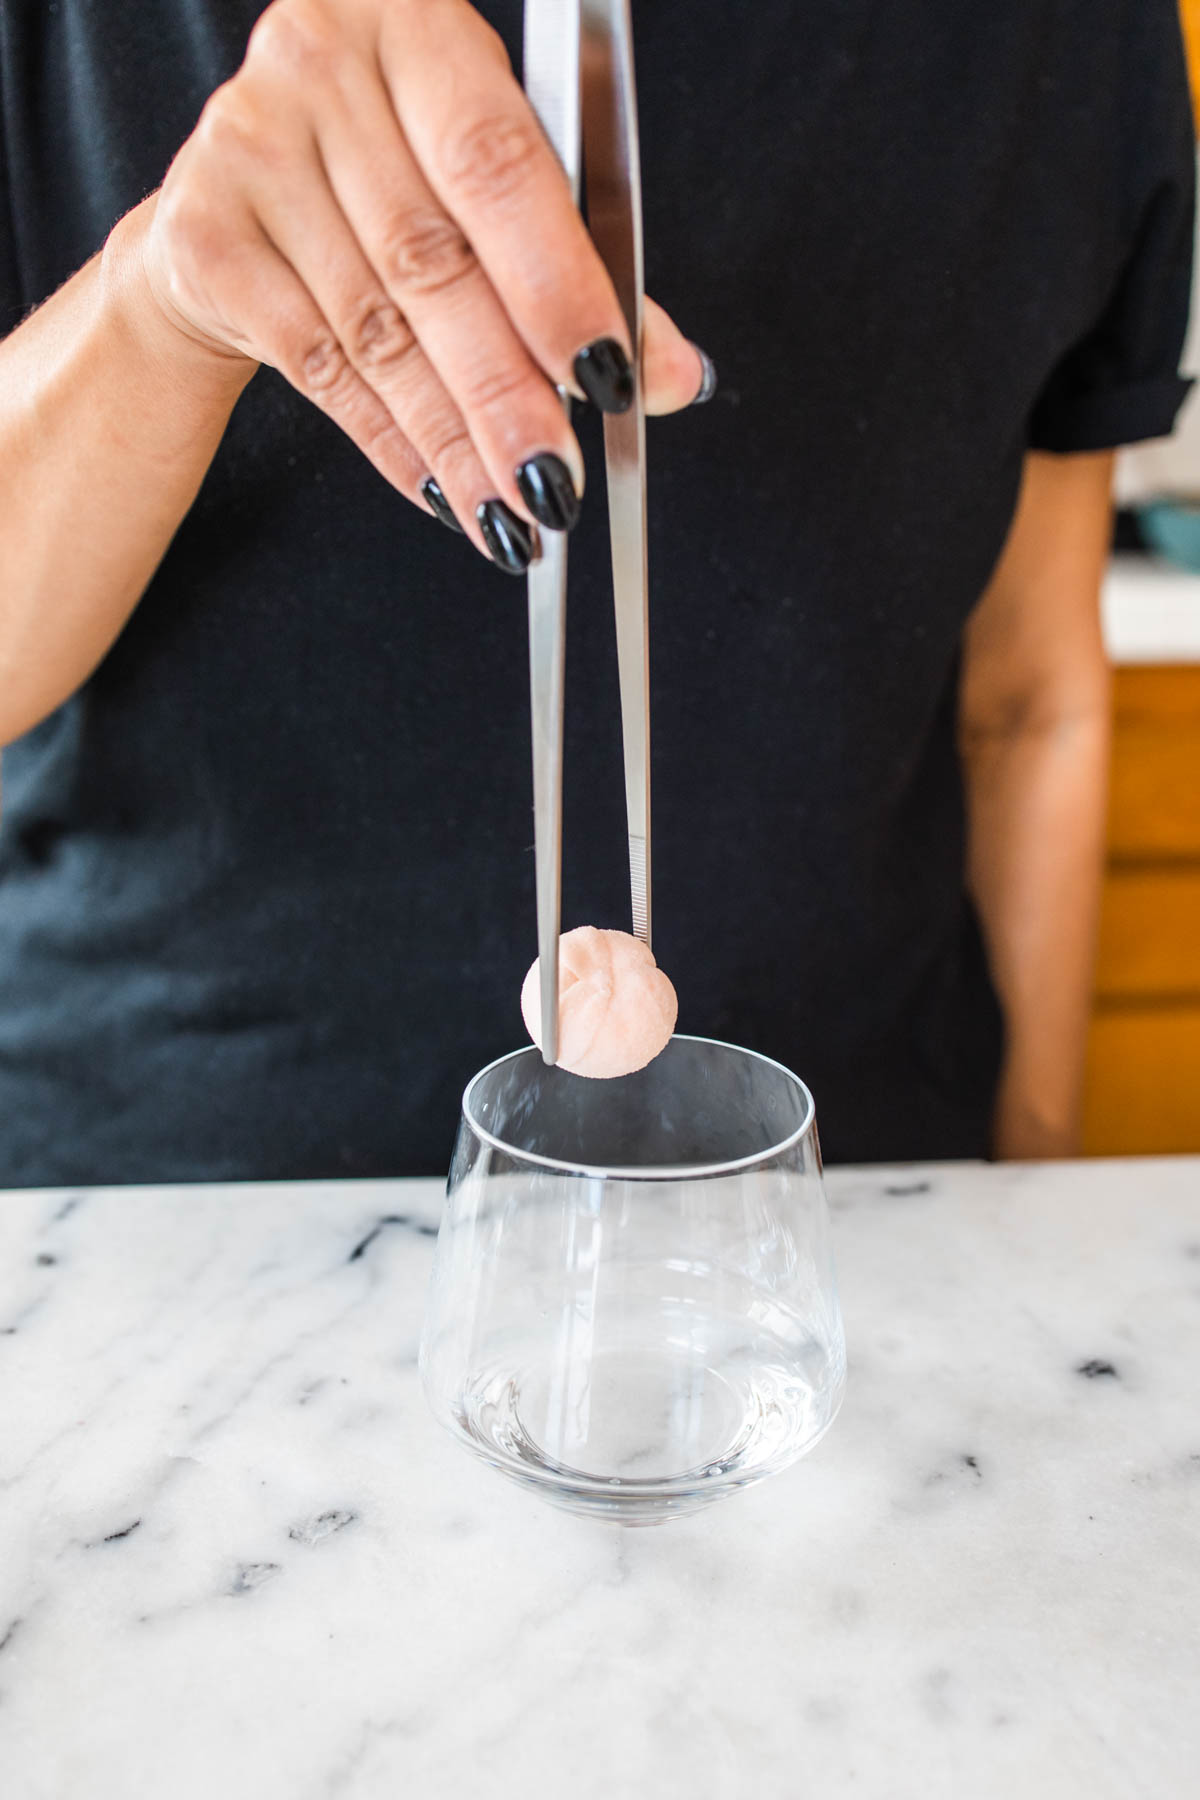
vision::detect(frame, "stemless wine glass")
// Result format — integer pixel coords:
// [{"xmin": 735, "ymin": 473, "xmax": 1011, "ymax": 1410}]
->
[{"xmin": 419, "ymin": 1036, "xmax": 846, "ymax": 1524}]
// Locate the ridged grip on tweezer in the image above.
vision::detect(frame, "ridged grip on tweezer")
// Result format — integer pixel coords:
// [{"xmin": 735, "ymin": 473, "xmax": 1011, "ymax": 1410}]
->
[
  {"xmin": 581, "ymin": 0, "xmax": 652, "ymax": 949},
  {"xmin": 524, "ymin": 1, "xmax": 583, "ymax": 1062},
  {"xmin": 627, "ymin": 833, "xmax": 648, "ymax": 943}
]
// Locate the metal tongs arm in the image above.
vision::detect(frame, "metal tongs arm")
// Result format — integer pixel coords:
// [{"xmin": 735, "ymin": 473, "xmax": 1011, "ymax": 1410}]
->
[
  {"xmin": 524, "ymin": 0, "xmax": 650, "ymax": 1065},
  {"xmin": 582, "ymin": 0, "xmax": 651, "ymax": 951},
  {"xmin": 523, "ymin": 0, "xmax": 581, "ymax": 1066}
]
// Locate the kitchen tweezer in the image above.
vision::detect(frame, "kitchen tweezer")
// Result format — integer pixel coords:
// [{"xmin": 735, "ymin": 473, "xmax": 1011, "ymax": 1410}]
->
[{"xmin": 523, "ymin": 0, "xmax": 651, "ymax": 1065}]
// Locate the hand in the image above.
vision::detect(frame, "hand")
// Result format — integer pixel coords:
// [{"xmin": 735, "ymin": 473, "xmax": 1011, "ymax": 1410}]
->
[
  {"xmin": 137, "ymin": 0, "xmax": 708, "ymax": 572},
  {"xmin": 991, "ymin": 1069, "xmax": 1083, "ymax": 1161}
]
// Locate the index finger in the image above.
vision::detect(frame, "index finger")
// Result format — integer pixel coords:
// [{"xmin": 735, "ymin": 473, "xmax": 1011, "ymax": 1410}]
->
[{"xmin": 381, "ymin": 0, "xmax": 636, "ymax": 410}]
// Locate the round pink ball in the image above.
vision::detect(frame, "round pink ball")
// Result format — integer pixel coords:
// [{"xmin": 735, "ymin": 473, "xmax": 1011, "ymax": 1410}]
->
[{"xmin": 521, "ymin": 925, "xmax": 678, "ymax": 1079}]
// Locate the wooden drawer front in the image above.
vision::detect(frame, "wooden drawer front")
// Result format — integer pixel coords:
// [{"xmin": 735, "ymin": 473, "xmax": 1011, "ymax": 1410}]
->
[
  {"xmin": 1094, "ymin": 869, "xmax": 1200, "ymax": 1000},
  {"xmin": 1083, "ymin": 1008, "xmax": 1200, "ymax": 1155},
  {"xmin": 1107, "ymin": 666, "xmax": 1200, "ymax": 860}
]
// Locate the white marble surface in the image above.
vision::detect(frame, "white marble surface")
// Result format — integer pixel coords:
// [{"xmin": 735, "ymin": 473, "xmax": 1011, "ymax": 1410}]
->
[
  {"xmin": 1103, "ymin": 552, "xmax": 1200, "ymax": 663},
  {"xmin": 1, "ymin": 1157, "xmax": 1198, "ymax": 1799}
]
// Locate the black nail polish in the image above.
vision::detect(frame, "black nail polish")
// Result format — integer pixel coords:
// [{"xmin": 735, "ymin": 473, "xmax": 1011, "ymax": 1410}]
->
[
  {"xmin": 515, "ymin": 452, "xmax": 581, "ymax": 532},
  {"xmin": 421, "ymin": 475, "xmax": 464, "ymax": 533},
  {"xmin": 573, "ymin": 337, "xmax": 634, "ymax": 413},
  {"xmin": 691, "ymin": 344, "xmax": 718, "ymax": 406},
  {"xmin": 477, "ymin": 499, "xmax": 538, "ymax": 575}
]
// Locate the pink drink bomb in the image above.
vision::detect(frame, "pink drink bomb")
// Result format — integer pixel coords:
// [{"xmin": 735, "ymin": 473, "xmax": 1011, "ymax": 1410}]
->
[{"xmin": 521, "ymin": 926, "xmax": 678, "ymax": 1079}]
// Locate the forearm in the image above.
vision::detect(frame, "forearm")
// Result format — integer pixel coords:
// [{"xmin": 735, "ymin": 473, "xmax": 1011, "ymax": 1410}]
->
[
  {"xmin": 963, "ymin": 696, "xmax": 1111, "ymax": 1158},
  {"xmin": 0, "ymin": 196, "xmax": 255, "ymax": 746}
]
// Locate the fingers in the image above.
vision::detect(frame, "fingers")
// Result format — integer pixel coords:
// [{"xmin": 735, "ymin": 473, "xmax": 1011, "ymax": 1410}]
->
[
  {"xmin": 302, "ymin": 53, "xmax": 585, "ymax": 526},
  {"xmin": 377, "ymin": 9, "xmax": 716, "ymax": 419},
  {"xmin": 642, "ymin": 297, "xmax": 715, "ymax": 415},
  {"xmin": 162, "ymin": 195, "xmax": 540, "ymax": 572},
  {"xmin": 144, "ymin": 0, "xmax": 718, "ymax": 578},
  {"xmin": 381, "ymin": 0, "xmax": 636, "ymax": 401},
  {"xmin": 241, "ymin": 136, "xmax": 532, "ymax": 557},
  {"xmin": 203, "ymin": 222, "xmax": 428, "ymax": 500}
]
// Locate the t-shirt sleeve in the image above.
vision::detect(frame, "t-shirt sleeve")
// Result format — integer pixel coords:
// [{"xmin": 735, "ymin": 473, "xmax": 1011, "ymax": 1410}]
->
[{"xmin": 1029, "ymin": 3, "xmax": 1196, "ymax": 454}]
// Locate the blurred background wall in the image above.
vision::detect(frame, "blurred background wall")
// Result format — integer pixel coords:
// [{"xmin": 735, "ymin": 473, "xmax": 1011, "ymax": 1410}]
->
[{"xmin": 1084, "ymin": 1, "xmax": 1200, "ymax": 1155}]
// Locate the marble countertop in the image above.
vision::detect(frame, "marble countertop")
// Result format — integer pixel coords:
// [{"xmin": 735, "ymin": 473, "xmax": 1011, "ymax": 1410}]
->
[
  {"xmin": 1103, "ymin": 552, "xmax": 1200, "ymax": 663},
  {"xmin": 1, "ymin": 1157, "xmax": 1197, "ymax": 1798}
]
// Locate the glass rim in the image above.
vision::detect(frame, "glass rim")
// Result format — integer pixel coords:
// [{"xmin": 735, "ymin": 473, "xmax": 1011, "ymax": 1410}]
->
[{"xmin": 459, "ymin": 1034, "xmax": 817, "ymax": 1180}]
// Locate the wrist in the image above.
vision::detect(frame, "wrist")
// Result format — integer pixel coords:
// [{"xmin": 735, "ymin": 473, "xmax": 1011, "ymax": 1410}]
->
[
  {"xmin": 99, "ymin": 195, "xmax": 258, "ymax": 406},
  {"xmin": 991, "ymin": 1066, "xmax": 1082, "ymax": 1161}
]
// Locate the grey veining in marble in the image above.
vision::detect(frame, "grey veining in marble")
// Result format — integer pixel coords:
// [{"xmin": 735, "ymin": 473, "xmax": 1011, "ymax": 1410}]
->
[{"xmin": 1, "ymin": 1159, "xmax": 1198, "ymax": 1798}]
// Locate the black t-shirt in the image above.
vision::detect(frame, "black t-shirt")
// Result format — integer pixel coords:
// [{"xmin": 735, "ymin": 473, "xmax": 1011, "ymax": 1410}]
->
[{"xmin": 0, "ymin": 0, "xmax": 1193, "ymax": 1183}]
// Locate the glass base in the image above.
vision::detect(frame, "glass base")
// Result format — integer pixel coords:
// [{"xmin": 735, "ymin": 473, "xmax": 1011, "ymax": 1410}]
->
[{"xmin": 449, "ymin": 1348, "xmax": 845, "ymax": 1525}]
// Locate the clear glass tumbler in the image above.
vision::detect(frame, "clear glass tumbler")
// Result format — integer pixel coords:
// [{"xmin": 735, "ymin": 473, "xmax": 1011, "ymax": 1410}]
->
[{"xmin": 419, "ymin": 1036, "xmax": 846, "ymax": 1524}]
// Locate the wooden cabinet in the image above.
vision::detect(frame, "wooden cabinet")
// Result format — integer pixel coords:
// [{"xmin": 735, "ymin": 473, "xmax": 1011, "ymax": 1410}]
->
[{"xmin": 1083, "ymin": 665, "xmax": 1200, "ymax": 1153}]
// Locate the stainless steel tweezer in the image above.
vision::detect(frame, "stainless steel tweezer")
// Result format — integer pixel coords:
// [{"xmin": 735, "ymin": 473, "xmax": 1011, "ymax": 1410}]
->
[{"xmin": 523, "ymin": 0, "xmax": 651, "ymax": 1066}]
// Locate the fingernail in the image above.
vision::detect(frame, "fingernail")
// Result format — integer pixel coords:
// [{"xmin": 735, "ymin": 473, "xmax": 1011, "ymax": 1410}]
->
[
  {"xmin": 421, "ymin": 475, "xmax": 463, "ymax": 533},
  {"xmin": 477, "ymin": 499, "xmax": 539, "ymax": 575},
  {"xmin": 572, "ymin": 337, "xmax": 634, "ymax": 413},
  {"xmin": 515, "ymin": 452, "xmax": 581, "ymax": 532},
  {"xmin": 691, "ymin": 344, "xmax": 718, "ymax": 406}
]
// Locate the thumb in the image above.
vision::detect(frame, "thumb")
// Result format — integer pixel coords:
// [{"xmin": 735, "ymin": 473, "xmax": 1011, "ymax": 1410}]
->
[{"xmin": 641, "ymin": 294, "xmax": 716, "ymax": 415}]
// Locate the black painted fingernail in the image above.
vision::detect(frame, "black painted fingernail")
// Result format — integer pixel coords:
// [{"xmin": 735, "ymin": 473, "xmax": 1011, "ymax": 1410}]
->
[
  {"xmin": 477, "ymin": 499, "xmax": 538, "ymax": 575},
  {"xmin": 573, "ymin": 337, "xmax": 634, "ymax": 413},
  {"xmin": 691, "ymin": 344, "xmax": 718, "ymax": 406},
  {"xmin": 421, "ymin": 475, "xmax": 463, "ymax": 533},
  {"xmin": 515, "ymin": 452, "xmax": 581, "ymax": 532}
]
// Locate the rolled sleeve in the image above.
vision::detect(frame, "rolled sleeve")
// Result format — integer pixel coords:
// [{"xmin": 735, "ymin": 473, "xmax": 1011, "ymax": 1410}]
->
[{"xmin": 1030, "ymin": 7, "xmax": 1196, "ymax": 454}]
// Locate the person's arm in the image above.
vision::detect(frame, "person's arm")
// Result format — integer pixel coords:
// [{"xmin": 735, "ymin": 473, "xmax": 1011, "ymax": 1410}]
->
[
  {"xmin": 958, "ymin": 449, "xmax": 1114, "ymax": 1160},
  {"xmin": 0, "ymin": 205, "xmax": 256, "ymax": 745},
  {"xmin": 0, "ymin": 0, "xmax": 704, "ymax": 749}
]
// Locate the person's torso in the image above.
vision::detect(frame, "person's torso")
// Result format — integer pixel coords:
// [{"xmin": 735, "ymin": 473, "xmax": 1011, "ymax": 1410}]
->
[{"xmin": 0, "ymin": 1, "xmax": 1147, "ymax": 1178}]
